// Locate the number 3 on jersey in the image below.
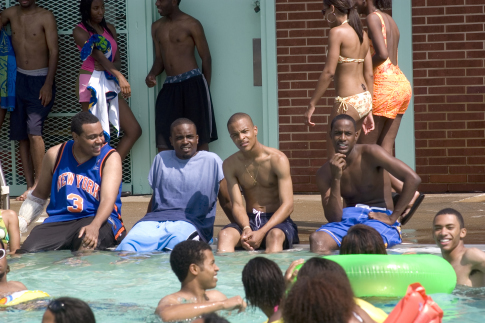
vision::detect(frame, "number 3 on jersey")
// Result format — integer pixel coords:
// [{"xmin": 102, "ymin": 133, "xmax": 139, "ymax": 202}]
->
[{"xmin": 67, "ymin": 193, "xmax": 84, "ymax": 213}]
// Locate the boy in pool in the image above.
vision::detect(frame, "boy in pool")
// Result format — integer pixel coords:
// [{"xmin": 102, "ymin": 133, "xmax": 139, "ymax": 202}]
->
[
  {"xmin": 433, "ymin": 208, "xmax": 485, "ymax": 287},
  {"xmin": 155, "ymin": 240, "xmax": 246, "ymax": 321},
  {"xmin": 0, "ymin": 240, "xmax": 26, "ymax": 297}
]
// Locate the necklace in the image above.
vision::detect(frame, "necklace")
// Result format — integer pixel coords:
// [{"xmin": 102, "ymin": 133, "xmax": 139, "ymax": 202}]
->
[{"xmin": 245, "ymin": 162, "xmax": 261, "ymax": 186}]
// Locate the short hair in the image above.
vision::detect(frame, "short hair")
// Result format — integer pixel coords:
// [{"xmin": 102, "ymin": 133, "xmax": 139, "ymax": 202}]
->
[
  {"xmin": 170, "ymin": 118, "xmax": 197, "ymax": 136},
  {"xmin": 340, "ymin": 224, "xmax": 387, "ymax": 255},
  {"xmin": 71, "ymin": 112, "xmax": 100, "ymax": 135},
  {"xmin": 283, "ymin": 273, "xmax": 354, "ymax": 323},
  {"xmin": 170, "ymin": 240, "xmax": 212, "ymax": 283},
  {"xmin": 201, "ymin": 313, "xmax": 230, "ymax": 323},
  {"xmin": 375, "ymin": 0, "xmax": 392, "ymax": 10},
  {"xmin": 434, "ymin": 208, "xmax": 465, "ymax": 229},
  {"xmin": 330, "ymin": 114, "xmax": 356, "ymax": 132},
  {"xmin": 242, "ymin": 257, "xmax": 285, "ymax": 309},
  {"xmin": 227, "ymin": 112, "xmax": 254, "ymax": 128},
  {"xmin": 47, "ymin": 297, "xmax": 96, "ymax": 323},
  {"xmin": 298, "ymin": 257, "xmax": 347, "ymax": 281}
]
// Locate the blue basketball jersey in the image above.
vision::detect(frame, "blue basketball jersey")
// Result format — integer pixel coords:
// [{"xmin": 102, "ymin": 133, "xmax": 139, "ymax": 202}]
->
[{"xmin": 45, "ymin": 140, "xmax": 125, "ymax": 240}]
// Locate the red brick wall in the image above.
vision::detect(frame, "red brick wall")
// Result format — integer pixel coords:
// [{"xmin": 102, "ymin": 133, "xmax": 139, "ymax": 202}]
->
[{"xmin": 276, "ymin": 0, "xmax": 485, "ymax": 193}]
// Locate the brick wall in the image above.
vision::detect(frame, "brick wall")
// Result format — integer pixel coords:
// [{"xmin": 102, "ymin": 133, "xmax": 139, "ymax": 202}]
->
[{"xmin": 276, "ymin": 0, "xmax": 485, "ymax": 193}]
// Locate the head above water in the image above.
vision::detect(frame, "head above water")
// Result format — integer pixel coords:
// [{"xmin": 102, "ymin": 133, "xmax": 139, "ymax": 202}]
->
[
  {"xmin": 227, "ymin": 113, "xmax": 259, "ymax": 152},
  {"xmin": 42, "ymin": 297, "xmax": 96, "ymax": 323},
  {"xmin": 340, "ymin": 224, "xmax": 387, "ymax": 255},
  {"xmin": 298, "ymin": 257, "xmax": 348, "ymax": 281},
  {"xmin": 242, "ymin": 257, "xmax": 285, "ymax": 311},
  {"xmin": 283, "ymin": 273, "xmax": 355, "ymax": 323},
  {"xmin": 330, "ymin": 114, "xmax": 358, "ymax": 155},
  {"xmin": 79, "ymin": 0, "xmax": 114, "ymax": 38},
  {"xmin": 0, "ymin": 239, "xmax": 8, "ymax": 278},
  {"xmin": 155, "ymin": 0, "xmax": 182, "ymax": 17},
  {"xmin": 170, "ymin": 240, "xmax": 218, "ymax": 288},
  {"xmin": 433, "ymin": 208, "xmax": 467, "ymax": 253},
  {"xmin": 169, "ymin": 118, "xmax": 199, "ymax": 159},
  {"xmin": 323, "ymin": 0, "xmax": 364, "ymax": 43}
]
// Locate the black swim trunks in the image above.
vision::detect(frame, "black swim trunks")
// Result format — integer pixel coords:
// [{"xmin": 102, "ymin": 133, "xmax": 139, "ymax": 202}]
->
[
  {"xmin": 155, "ymin": 68, "xmax": 217, "ymax": 149},
  {"xmin": 222, "ymin": 210, "xmax": 299, "ymax": 250},
  {"xmin": 18, "ymin": 217, "xmax": 117, "ymax": 253}
]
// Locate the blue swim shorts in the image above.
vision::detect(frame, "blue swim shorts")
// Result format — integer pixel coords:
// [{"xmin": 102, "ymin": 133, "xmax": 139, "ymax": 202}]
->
[
  {"xmin": 316, "ymin": 205, "xmax": 401, "ymax": 248},
  {"xmin": 115, "ymin": 220, "xmax": 199, "ymax": 252}
]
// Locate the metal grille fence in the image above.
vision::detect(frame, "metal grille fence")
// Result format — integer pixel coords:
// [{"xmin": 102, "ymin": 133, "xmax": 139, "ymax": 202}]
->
[{"xmin": 0, "ymin": 0, "xmax": 131, "ymax": 194}]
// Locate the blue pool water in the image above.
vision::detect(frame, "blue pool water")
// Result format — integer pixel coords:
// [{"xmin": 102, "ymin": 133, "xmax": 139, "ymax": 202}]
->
[{"xmin": 2, "ymin": 249, "xmax": 485, "ymax": 322}]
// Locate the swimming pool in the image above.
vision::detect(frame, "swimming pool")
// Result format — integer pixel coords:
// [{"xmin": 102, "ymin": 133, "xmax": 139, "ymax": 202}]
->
[{"xmin": 3, "ymin": 248, "xmax": 485, "ymax": 322}]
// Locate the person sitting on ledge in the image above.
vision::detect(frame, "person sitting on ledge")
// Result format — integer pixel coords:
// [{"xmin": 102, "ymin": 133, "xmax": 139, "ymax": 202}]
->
[
  {"xmin": 116, "ymin": 118, "xmax": 231, "ymax": 252},
  {"xmin": 433, "ymin": 208, "xmax": 485, "ymax": 287},
  {"xmin": 155, "ymin": 240, "xmax": 246, "ymax": 321},
  {"xmin": 217, "ymin": 113, "xmax": 299, "ymax": 253},
  {"xmin": 310, "ymin": 114, "xmax": 421, "ymax": 254}
]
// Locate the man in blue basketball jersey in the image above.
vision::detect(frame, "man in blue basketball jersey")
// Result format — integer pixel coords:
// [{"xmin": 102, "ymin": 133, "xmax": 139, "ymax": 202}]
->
[{"xmin": 17, "ymin": 112, "xmax": 126, "ymax": 253}]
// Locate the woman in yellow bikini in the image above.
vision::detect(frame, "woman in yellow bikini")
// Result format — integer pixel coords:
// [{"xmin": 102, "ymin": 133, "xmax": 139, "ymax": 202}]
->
[
  {"xmin": 305, "ymin": 0, "xmax": 375, "ymax": 157},
  {"xmin": 355, "ymin": 0, "xmax": 412, "ymax": 155}
]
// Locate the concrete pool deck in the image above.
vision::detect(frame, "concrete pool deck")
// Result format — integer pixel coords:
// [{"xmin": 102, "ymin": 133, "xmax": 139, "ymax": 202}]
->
[{"xmin": 11, "ymin": 192, "xmax": 485, "ymax": 246}]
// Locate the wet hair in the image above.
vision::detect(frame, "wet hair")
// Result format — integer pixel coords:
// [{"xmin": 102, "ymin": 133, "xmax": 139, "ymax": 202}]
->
[
  {"xmin": 200, "ymin": 313, "xmax": 230, "ymax": 323},
  {"xmin": 71, "ymin": 112, "xmax": 100, "ymax": 135},
  {"xmin": 434, "ymin": 208, "xmax": 465, "ymax": 229},
  {"xmin": 227, "ymin": 112, "xmax": 254, "ymax": 128},
  {"xmin": 283, "ymin": 273, "xmax": 355, "ymax": 323},
  {"xmin": 340, "ymin": 224, "xmax": 387, "ymax": 255},
  {"xmin": 298, "ymin": 257, "xmax": 348, "ymax": 281},
  {"xmin": 170, "ymin": 118, "xmax": 197, "ymax": 136},
  {"xmin": 324, "ymin": 0, "xmax": 364, "ymax": 44},
  {"xmin": 46, "ymin": 297, "xmax": 96, "ymax": 323},
  {"xmin": 375, "ymin": 0, "xmax": 392, "ymax": 10},
  {"xmin": 330, "ymin": 114, "xmax": 356, "ymax": 131},
  {"xmin": 170, "ymin": 240, "xmax": 212, "ymax": 283},
  {"xmin": 80, "ymin": 0, "xmax": 114, "ymax": 38},
  {"xmin": 242, "ymin": 257, "xmax": 285, "ymax": 310}
]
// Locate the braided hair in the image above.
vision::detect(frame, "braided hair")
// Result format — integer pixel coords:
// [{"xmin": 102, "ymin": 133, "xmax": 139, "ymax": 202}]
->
[
  {"xmin": 324, "ymin": 0, "xmax": 364, "ymax": 44},
  {"xmin": 80, "ymin": 0, "xmax": 114, "ymax": 38}
]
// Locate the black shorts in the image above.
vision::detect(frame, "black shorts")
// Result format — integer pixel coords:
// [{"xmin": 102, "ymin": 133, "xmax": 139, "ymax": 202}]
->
[
  {"xmin": 10, "ymin": 72, "xmax": 56, "ymax": 140},
  {"xmin": 18, "ymin": 217, "xmax": 116, "ymax": 253},
  {"xmin": 222, "ymin": 212, "xmax": 299, "ymax": 250},
  {"xmin": 155, "ymin": 74, "xmax": 217, "ymax": 149}
]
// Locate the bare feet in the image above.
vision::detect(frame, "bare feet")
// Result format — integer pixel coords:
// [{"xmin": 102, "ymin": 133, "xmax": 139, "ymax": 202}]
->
[{"xmin": 15, "ymin": 188, "xmax": 31, "ymax": 201}]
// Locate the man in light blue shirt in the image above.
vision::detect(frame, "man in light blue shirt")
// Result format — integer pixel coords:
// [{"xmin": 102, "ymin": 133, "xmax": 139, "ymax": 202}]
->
[{"xmin": 117, "ymin": 118, "xmax": 231, "ymax": 251}]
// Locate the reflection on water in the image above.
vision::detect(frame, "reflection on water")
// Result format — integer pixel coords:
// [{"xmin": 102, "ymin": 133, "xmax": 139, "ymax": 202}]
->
[{"xmin": 2, "ymin": 249, "xmax": 485, "ymax": 322}]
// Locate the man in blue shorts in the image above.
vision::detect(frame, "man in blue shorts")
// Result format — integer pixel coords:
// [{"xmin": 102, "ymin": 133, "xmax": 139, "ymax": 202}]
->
[
  {"xmin": 310, "ymin": 115, "xmax": 421, "ymax": 254},
  {"xmin": 217, "ymin": 113, "xmax": 298, "ymax": 253},
  {"xmin": 17, "ymin": 112, "xmax": 125, "ymax": 253},
  {"xmin": 116, "ymin": 118, "xmax": 231, "ymax": 252}
]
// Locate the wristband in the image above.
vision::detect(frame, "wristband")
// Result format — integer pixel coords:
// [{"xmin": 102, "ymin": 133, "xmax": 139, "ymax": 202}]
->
[{"xmin": 242, "ymin": 226, "xmax": 251, "ymax": 231}]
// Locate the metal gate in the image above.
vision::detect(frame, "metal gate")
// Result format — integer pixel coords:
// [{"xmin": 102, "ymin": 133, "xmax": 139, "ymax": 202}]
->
[{"xmin": 0, "ymin": 0, "xmax": 132, "ymax": 196}]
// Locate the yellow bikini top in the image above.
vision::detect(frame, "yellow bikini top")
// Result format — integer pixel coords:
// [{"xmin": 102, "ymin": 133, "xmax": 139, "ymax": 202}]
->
[{"xmin": 337, "ymin": 20, "xmax": 364, "ymax": 64}]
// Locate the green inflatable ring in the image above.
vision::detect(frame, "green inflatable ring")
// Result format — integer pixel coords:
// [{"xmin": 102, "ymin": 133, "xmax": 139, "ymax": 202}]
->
[{"xmin": 295, "ymin": 254, "xmax": 456, "ymax": 297}]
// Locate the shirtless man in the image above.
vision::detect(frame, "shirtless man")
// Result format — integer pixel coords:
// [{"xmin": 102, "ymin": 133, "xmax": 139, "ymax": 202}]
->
[
  {"xmin": 433, "ymin": 208, "xmax": 485, "ymax": 287},
  {"xmin": 310, "ymin": 114, "xmax": 421, "ymax": 254},
  {"xmin": 146, "ymin": 0, "xmax": 217, "ymax": 152},
  {"xmin": 1, "ymin": 1, "xmax": 58, "ymax": 201},
  {"xmin": 0, "ymin": 240, "xmax": 26, "ymax": 297},
  {"xmin": 217, "ymin": 113, "xmax": 299, "ymax": 253},
  {"xmin": 156, "ymin": 240, "xmax": 246, "ymax": 321}
]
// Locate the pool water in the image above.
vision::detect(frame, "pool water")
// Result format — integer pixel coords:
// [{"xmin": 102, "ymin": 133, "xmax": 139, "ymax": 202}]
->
[{"xmin": 2, "ymin": 249, "xmax": 485, "ymax": 322}]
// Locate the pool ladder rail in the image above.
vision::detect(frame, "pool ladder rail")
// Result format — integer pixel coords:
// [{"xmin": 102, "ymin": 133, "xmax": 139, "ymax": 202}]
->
[{"xmin": 0, "ymin": 159, "xmax": 10, "ymax": 210}]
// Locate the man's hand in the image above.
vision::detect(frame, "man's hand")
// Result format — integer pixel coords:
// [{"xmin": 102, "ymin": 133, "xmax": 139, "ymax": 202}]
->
[
  {"xmin": 39, "ymin": 83, "xmax": 53, "ymax": 107},
  {"xmin": 78, "ymin": 222, "xmax": 101, "ymax": 249},
  {"xmin": 304, "ymin": 104, "xmax": 316, "ymax": 126},
  {"xmin": 241, "ymin": 227, "xmax": 254, "ymax": 250},
  {"xmin": 368, "ymin": 212, "xmax": 394, "ymax": 225},
  {"xmin": 222, "ymin": 296, "xmax": 247, "ymax": 312},
  {"xmin": 284, "ymin": 259, "xmax": 305, "ymax": 288},
  {"xmin": 145, "ymin": 74, "xmax": 157, "ymax": 88},
  {"xmin": 362, "ymin": 113, "xmax": 375, "ymax": 134},
  {"xmin": 245, "ymin": 229, "xmax": 266, "ymax": 250},
  {"xmin": 329, "ymin": 153, "xmax": 347, "ymax": 180}
]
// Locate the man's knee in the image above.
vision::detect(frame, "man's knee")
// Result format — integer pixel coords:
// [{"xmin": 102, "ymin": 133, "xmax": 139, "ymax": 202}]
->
[
  {"xmin": 266, "ymin": 228, "xmax": 285, "ymax": 243},
  {"xmin": 218, "ymin": 227, "xmax": 240, "ymax": 240},
  {"xmin": 309, "ymin": 231, "xmax": 336, "ymax": 254}
]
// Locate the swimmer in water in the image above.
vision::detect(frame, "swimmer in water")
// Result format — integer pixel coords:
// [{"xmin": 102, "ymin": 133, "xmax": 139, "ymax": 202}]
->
[
  {"xmin": 433, "ymin": 208, "xmax": 485, "ymax": 287},
  {"xmin": 0, "ymin": 240, "xmax": 26, "ymax": 297},
  {"xmin": 155, "ymin": 240, "xmax": 246, "ymax": 321}
]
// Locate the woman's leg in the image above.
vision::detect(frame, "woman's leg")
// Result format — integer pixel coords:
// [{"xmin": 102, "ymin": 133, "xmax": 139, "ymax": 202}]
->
[
  {"xmin": 116, "ymin": 98, "xmax": 142, "ymax": 160},
  {"xmin": 80, "ymin": 102, "xmax": 90, "ymax": 112},
  {"xmin": 376, "ymin": 115, "xmax": 403, "ymax": 155}
]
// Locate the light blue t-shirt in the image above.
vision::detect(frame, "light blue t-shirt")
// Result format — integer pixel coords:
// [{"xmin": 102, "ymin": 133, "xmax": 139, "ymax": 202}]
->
[{"xmin": 138, "ymin": 150, "xmax": 224, "ymax": 242}]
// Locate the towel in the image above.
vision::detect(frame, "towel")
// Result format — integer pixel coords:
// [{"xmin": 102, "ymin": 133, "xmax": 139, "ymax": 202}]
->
[
  {"xmin": 0, "ymin": 29, "xmax": 16, "ymax": 111},
  {"xmin": 81, "ymin": 35, "xmax": 120, "ymax": 140}
]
